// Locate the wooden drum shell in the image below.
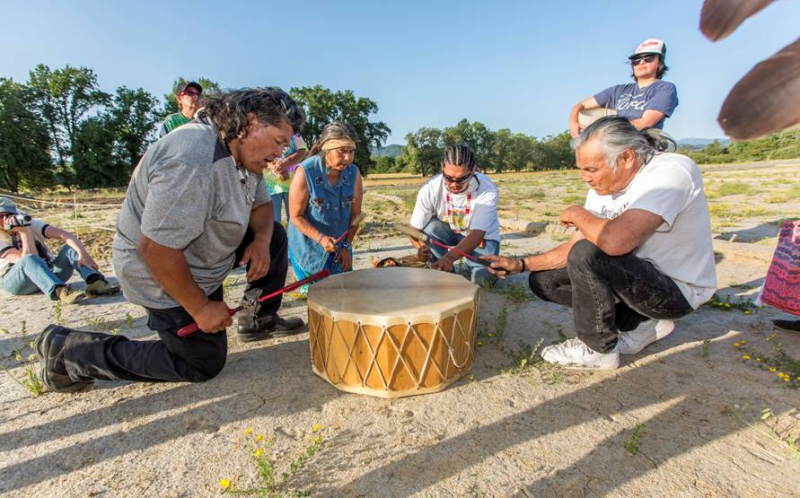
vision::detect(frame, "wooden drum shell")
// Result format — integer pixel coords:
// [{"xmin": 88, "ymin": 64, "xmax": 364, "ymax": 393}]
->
[{"xmin": 307, "ymin": 268, "xmax": 479, "ymax": 398}]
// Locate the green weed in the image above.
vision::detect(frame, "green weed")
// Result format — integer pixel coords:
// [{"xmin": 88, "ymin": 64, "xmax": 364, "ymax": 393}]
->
[
  {"xmin": 220, "ymin": 425, "xmax": 325, "ymax": 497},
  {"xmin": 728, "ymin": 405, "xmax": 800, "ymax": 458},
  {"xmin": 734, "ymin": 335, "xmax": 800, "ymax": 389},
  {"xmin": 54, "ymin": 300, "xmax": 63, "ymax": 325},
  {"xmin": 125, "ymin": 312, "xmax": 134, "ymax": 328},
  {"xmin": 504, "ymin": 282, "xmax": 530, "ymax": 303},
  {"xmin": 705, "ymin": 294, "xmax": 755, "ymax": 314},
  {"xmin": 623, "ymin": 424, "xmax": 645, "ymax": 455},
  {"xmin": 718, "ymin": 182, "xmax": 756, "ymax": 196}
]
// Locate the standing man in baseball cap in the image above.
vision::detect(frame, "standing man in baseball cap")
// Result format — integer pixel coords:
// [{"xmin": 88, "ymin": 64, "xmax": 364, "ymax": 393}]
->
[
  {"xmin": 569, "ymin": 38, "xmax": 679, "ymax": 137},
  {"xmin": 158, "ymin": 81, "xmax": 203, "ymax": 137}
]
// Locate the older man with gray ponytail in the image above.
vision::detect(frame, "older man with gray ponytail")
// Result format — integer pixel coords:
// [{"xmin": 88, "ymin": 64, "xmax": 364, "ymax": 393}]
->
[{"xmin": 485, "ymin": 117, "xmax": 716, "ymax": 369}]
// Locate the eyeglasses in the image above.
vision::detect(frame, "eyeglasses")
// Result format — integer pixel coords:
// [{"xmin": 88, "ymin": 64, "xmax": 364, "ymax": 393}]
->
[
  {"xmin": 181, "ymin": 90, "xmax": 200, "ymax": 98},
  {"xmin": 441, "ymin": 171, "xmax": 473, "ymax": 185},
  {"xmin": 631, "ymin": 54, "xmax": 657, "ymax": 66}
]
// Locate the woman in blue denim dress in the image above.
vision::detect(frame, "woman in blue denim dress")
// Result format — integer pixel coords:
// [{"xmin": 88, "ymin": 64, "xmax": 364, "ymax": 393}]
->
[{"xmin": 287, "ymin": 122, "xmax": 363, "ymax": 295}]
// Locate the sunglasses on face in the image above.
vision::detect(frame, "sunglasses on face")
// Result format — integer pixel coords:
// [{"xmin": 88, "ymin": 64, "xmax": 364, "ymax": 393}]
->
[
  {"xmin": 631, "ymin": 55, "xmax": 657, "ymax": 66},
  {"xmin": 442, "ymin": 171, "xmax": 473, "ymax": 185}
]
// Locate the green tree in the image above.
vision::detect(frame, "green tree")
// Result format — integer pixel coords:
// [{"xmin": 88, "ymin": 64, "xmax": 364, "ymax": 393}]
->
[
  {"xmin": 0, "ymin": 79, "xmax": 53, "ymax": 192},
  {"xmin": 399, "ymin": 128, "xmax": 443, "ymax": 177},
  {"xmin": 540, "ymin": 132, "xmax": 575, "ymax": 170},
  {"xmin": 162, "ymin": 77, "xmax": 221, "ymax": 116},
  {"xmin": 374, "ymin": 156, "xmax": 396, "ymax": 173},
  {"xmin": 27, "ymin": 64, "xmax": 110, "ymax": 178},
  {"xmin": 290, "ymin": 86, "xmax": 390, "ymax": 176},
  {"xmin": 72, "ymin": 115, "xmax": 122, "ymax": 189},
  {"xmin": 109, "ymin": 86, "xmax": 160, "ymax": 174}
]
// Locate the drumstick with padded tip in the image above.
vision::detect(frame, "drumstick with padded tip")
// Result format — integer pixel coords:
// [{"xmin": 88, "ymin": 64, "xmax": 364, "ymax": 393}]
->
[
  {"xmin": 393, "ymin": 223, "xmax": 506, "ymax": 273},
  {"xmin": 176, "ymin": 269, "xmax": 331, "ymax": 338}
]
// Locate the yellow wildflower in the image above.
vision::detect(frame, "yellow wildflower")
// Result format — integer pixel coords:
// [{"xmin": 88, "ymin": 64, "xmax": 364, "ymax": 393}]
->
[
  {"xmin": 769, "ymin": 367, "xmax": 777, "ymax": 372},
  {"xmin": 255, "ymin": 434, "xmax": 265, "ymax": 442},
  {"xmin": 783, "ymin": 376, "xmax": 790, "ymax": 383},
  {"xmin": 254, "ymin": 448, "xmax": 264, "ymax": 457},
  {"xmin": 312, "ymin": 424, "xmax": 324, "ymax": 432},
  {"xmin": 756, "ymin": 358, "xmax": 762, "ymax": 363},
  {"xmin": 243, "ymin": 427, "xmax": 253, "ymax": 435},
  {"xmin": 220, "ymin": 479, "xmax": 231, "ymax": 489},
  {"xmin": 740, "ymin": 340, "xmax": 747, "ymax": 345},
  {"xmin": 476, "ymin": 340, "xmax": 484, "ymax": 346},
  {"xmin": 733, "ymin": 342, "xmax": 740, "ymax": 348},
  {"xmin": 742, "ymin": 354, "xmax": 750, "ymax": 360}
]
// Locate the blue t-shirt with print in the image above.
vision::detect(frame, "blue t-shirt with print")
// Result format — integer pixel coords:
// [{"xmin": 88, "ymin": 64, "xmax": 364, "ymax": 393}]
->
[{"xmin": 594, "ymin": 80, "xmax": 678, "ymax": 129}]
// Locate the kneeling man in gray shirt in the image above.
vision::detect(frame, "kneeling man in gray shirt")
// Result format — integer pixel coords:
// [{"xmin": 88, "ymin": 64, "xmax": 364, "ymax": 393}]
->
[{"xmin": 36, "ymin": 88, "xmax": 306, "ymax": 393}]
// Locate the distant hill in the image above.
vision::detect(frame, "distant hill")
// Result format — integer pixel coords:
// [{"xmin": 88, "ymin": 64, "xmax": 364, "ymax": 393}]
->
[
  {"xmin": 371, "ymin": 144, "xmax": 403, "ymax": 158},
  {"xmin": 677, "ymin": 138, "xmax": 731, "ymax": 150}
]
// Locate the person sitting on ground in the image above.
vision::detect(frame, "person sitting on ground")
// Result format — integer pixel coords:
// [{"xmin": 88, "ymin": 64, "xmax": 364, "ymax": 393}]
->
[
  {"xmin": 158, "ymin": 81, "xmax": 203, "ymax": 137},
  {"xmin": 485, "ymin": 117, "xmax": 717, "ymax": 369},
  {"xmin": 35, "ymin": 88, "xmax": 306, "ymax": 394},
  {"xmin": 569, "ymin": 38, "xmax": 678, "ymax": 137},
  {"xmin": 265, "ymin": 133, "xmax": 309, "ymax": 224},
  {"xmin": 408, "ymin": 144, "xmax": 500, "ymax": 285},
  {"xmin": 0, "ymin": 197, "xmax": 119, "ymax": 304},
  {"xmin": 288, "ymin": 122, "xmax": 363, "ymax": 296}
]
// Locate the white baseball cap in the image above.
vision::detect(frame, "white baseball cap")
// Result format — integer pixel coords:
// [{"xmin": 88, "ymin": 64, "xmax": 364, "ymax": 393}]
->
[{"xmin": 629, "ymin": 38, "xmax": 666, "ymax": 59}]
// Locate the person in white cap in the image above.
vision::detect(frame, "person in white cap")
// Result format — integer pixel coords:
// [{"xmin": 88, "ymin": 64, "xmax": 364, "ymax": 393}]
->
[{"xmin": 569, "ymin": 38, "xmax": 678, "ymax": 137}]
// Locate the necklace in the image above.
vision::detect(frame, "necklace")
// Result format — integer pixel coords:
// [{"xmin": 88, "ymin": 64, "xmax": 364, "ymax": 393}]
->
[{"xmin": 444, "ymin": 188, "xmax": 473, "ymax": 233}]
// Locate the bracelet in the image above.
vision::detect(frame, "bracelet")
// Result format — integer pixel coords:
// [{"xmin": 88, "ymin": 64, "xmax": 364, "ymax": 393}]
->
[
  {"xmin": 518, "ymin": 258, "xmax": 526, "ymax": 273},
  {"xmin": 341, "ymin": 241, "xmax": 351, "ymax": 250},
  {"xmin": 316, "ymin": 233, "xmax": 324, "ymax": 243}
]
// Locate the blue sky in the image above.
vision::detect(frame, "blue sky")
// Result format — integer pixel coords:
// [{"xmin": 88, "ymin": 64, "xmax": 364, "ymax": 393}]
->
[{"xmin": 2, "ymin": 0, "xmax": 798, "ymax": 144}]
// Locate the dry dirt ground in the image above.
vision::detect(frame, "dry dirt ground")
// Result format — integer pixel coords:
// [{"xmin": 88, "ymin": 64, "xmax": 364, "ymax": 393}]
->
[{"xmin": 1, "ymin": 163, "xmax": 800, "ymax": 497}]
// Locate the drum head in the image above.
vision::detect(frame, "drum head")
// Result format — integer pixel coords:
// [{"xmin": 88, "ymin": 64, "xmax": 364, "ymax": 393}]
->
[{"xmin": 308, "ymin": 267, "xmax": 478, "ymax": 318}]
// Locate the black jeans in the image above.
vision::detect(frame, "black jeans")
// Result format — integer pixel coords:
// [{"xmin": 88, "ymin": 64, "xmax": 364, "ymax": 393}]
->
[
  {"xmin": 62, "ymin": 224, "xmax": 290, "ymax": 383},
  {"xmin": 528, "ymin": 240, "xmax": 694, "ymax": 353}
]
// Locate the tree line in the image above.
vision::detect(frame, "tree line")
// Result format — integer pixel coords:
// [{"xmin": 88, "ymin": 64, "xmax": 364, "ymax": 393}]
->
[
  {"xmin": 678, "ymin": 131, "xmax": 800, "ymax": 165},
  {"xmin": 3, "ymin": 63, "xmax": 798, "ymax": 193},
  {"xmin": 0, "ymin": 66, "xmax": 390, "ymax": 192},
  {"xmin": 373, "ymin": 119, "xmax": 576, "ymax": 176}
]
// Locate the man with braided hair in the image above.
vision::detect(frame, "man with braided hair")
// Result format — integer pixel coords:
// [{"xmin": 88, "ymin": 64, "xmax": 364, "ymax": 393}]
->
[
  {"xmin": 408, "ymin": 144, "xmax": 501, "ymax": 285},
  {"xmin": 36, "ymin": 88, "xmax": 306, "ymax": 393}
]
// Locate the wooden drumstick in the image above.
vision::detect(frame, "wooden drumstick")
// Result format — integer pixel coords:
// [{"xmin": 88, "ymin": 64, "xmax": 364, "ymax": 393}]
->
[
  {"xmin": 393, "ymin": 223, "xmax": 505, "ymax": 273},
  {"xmin": 175, "ymin": 269, "xmax": 331, "ymax": 338}
]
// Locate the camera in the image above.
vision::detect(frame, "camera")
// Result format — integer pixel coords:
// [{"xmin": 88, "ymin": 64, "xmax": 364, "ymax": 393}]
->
[{"xmin": 3, "ymin": 214, "xmax": 32, "ymax": 230}]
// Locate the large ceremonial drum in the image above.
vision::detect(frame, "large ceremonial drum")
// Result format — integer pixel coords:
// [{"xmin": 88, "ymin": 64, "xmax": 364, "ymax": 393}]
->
[{"xmin": 307, "ymin": 267, "xmax": 480, "ymax": 398}]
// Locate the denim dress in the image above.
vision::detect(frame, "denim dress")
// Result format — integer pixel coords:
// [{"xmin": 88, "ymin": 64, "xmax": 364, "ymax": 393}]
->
[{"xmin": 288, "ymin": 156, "xmax": 357, "ymax": 279}]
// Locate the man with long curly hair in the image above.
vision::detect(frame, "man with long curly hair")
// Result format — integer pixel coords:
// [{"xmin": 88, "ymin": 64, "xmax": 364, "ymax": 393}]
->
[{"xmin": 36, "ymin": 88, "xmax": 306, "ymax": 393}]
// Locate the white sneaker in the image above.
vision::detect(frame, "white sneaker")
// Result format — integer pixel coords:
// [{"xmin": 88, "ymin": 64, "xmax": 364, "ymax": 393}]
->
[
  {"xmin": 617, "ymin": 320, "xmax": 675, "ymax": 355},
  {"xmin": 541, "ymin": 338, "xmax": 620, "ymax": 369}
]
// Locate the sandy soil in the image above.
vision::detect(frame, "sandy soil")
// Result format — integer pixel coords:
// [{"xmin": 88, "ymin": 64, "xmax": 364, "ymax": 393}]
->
[{"xmin": 2, "ymin": 179, "xmax": 800, "ymax": 497}]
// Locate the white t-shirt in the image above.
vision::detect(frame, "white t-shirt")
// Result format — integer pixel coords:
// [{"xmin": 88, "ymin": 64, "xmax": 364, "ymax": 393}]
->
[
  {"xmin": 410, "ymin": 172, "xmax": 501, "ymax": 242},
  {"xmin": 583, "ymin": 153, "xmax": 717, "ymax": 309}
]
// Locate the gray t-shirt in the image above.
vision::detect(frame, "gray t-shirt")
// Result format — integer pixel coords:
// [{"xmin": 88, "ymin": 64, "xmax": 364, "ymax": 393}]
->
[{"xmin": 112, "ymin": 118, "xmax": 270, "ymax": 309}]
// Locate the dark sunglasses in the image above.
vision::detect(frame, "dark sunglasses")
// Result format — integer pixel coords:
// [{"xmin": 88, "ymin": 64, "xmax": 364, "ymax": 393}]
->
[
  {"xmin": 441, "ymin": 171, "xmax": 473, "ymax": 185},
  {"xmin": 631, "ymin": 54, "xmax": 657, "ymax": 66}
]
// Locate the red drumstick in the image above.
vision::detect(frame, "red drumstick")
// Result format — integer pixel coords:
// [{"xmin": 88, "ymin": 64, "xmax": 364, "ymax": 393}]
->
[
  {"xmin": 393, "ymin": 223, "xmax": 505, "ymax": 272},
  {"xmin": 176, "ymin": 269, "xmax": 331, "ymax": 338}
]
